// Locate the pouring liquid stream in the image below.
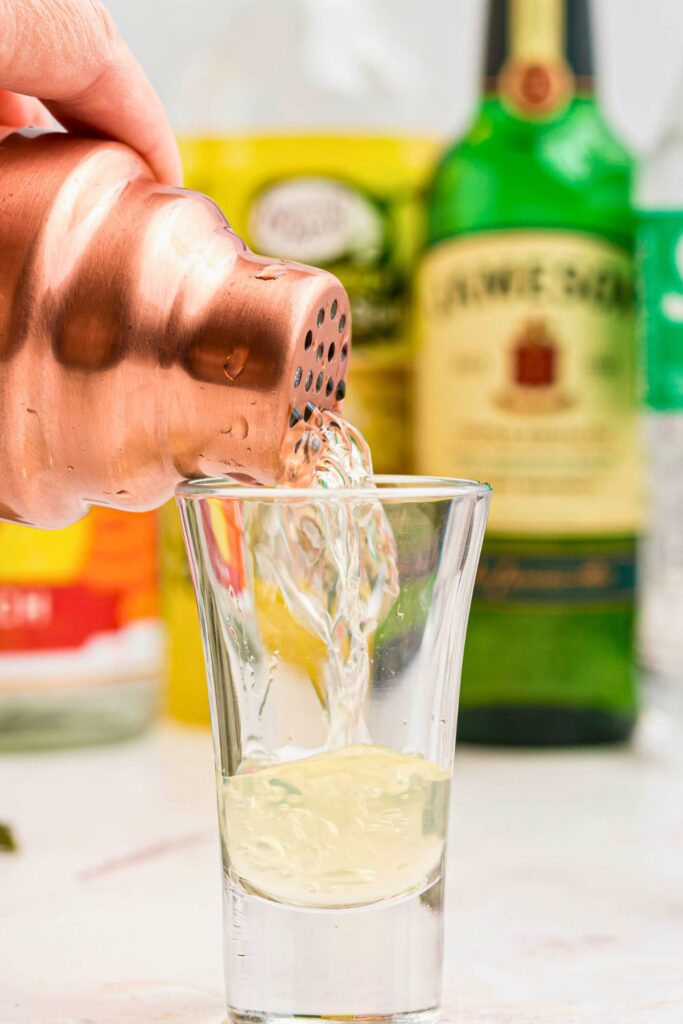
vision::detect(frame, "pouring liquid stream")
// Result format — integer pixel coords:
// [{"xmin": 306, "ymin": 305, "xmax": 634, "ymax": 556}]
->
[{"xmin": 221, "ymin": 412, "xmax": 450, "ymax": 908}]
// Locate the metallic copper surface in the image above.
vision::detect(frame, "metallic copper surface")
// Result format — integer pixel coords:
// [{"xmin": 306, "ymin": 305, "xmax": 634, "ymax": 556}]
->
[{"xmin": 0, "ymin": 129, "xmax": 350, "ymax": 528}]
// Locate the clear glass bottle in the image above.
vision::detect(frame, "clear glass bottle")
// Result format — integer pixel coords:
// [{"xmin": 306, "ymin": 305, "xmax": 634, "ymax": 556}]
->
[{"xmin": 636, "ymin": 71, "xmax": 683, "ymax": 723}]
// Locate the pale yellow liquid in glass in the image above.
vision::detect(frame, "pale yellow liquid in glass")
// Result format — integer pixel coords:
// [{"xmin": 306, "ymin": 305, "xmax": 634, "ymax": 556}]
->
[{"xmin": 222, "ymin": 744, "xmax": 450, "ymax": 909}]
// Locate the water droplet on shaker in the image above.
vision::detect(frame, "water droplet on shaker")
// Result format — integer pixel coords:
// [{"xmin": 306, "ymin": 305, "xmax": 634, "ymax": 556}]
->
[
  {"xmin": 223, "ymin": 346, "xmax": 249, "ymax": 382},
  {"xmin": 255, "ymin": 263, "xmax": 287, "ymax": 280},
  {"xmin": 234, "ymin": 415, "xmax": 249, "ymax": 439}
]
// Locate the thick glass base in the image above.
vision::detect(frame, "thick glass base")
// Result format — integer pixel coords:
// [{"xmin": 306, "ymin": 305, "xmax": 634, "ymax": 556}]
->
[
  {"xmin": 223, "ymin": 874, "xmax": 444, "ymax": 1020},
  {"xmin": 228, "ymin": 1011, "xmax": 440, "ymax": 1024},
  {"xmin": 0, "ymin": 678, "xmax": 159, "ymax": 751},
  {"xmin": 457, "ymin": 705, "xmax": 636, "ymax": 747}
]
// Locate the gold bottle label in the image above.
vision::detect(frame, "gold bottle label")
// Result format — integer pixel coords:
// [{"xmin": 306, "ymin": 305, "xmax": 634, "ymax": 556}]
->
[
  {"xmin": 417, "ymin": 231, "xmax": 640, "ymax": 536},
  {"xmin": 500, "ymin": 0, "xmax": 573, "ymax": 115}
]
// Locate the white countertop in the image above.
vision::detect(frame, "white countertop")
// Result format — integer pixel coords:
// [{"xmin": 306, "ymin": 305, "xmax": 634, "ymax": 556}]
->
[{"xmin": 1, "ymin": 721, "xmax": 682, "ymax": 1024}]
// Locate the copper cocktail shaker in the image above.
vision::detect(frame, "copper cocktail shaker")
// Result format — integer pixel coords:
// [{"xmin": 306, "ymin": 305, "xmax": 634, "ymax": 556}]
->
[{"xmin": 0, "ymin": 129, "xmax": 351, "ymax": 529}]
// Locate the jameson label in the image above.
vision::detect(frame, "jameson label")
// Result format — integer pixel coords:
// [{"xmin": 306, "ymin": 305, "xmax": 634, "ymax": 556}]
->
[
  {"xmin": 639, "ymin": 211, "xmax": 683, "ymax": 411},
  {"xmin": 418, "ymin": 230, "xmax": 640, "ymax": 535},
  {"xmin": 501, "ymin": 0, "xmax": 573, "ymax": 115}
]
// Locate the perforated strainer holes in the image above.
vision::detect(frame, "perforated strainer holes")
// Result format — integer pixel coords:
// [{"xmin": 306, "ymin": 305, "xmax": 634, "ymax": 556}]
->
[
  {"xmin": 289, "ymin": 407, "xmax": 302, "ymax": 428},
  {"xmin": 305, "ymin": 371, "xmax": 313, "ymax": 391},
  {"xmin": 331, "ymin": 299, "xmax": 338, "ymax": 319},
  {"xmin": 338, "ymin": 314, "xmax": 346, "ymax": 333},
  {"xmin": 328, "ymin": 342, "xmax": 336, "ymax": 361},
  {"xmin": 326, "ymin": 377, "xmax": 334, "ymax": 397},
  {"xmin": 293, "ymin": 366, "xmax": 302, "ymax": 388},
  {"xmin": 304, "ymin": 330, "xmax": 313, "ymax": 350},
  {"xmin": 316, "ymin": 343, "xmax": 324, "ymax": 363},
  {"xmin": 336, "ymin": 380, "xmax": 346, "ymax": 401},
  {"xmin": 317, "ymin": 308, "xmax": 325, "ymax": 328},
  {"xmin": 341, "ymin": 343, "xmax": 349, "ymax": 361},
  {"xmin": 316, "ymin": 372, "xmax": 324, "ymax": 392},
  {"xmin": 304, "ymin": 401, "xmax": 316, "ymax": 422}
]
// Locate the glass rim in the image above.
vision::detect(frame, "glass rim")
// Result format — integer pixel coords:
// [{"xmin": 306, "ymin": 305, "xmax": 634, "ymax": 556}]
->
[{"xmin": 176, "ymin": 474, "xmax": 491, "ymax": 502}]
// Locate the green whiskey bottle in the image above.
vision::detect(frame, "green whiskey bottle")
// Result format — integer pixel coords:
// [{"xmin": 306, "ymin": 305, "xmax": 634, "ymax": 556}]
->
[{"xmin": 417, "ymin": 0, "xmax": 639, "ymax": 744}]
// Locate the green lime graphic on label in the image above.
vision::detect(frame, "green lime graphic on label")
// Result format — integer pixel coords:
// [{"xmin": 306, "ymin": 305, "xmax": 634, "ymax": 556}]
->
[{"xmin": 639, "ymin": 211, "xmax": 683, "ymax": 411}]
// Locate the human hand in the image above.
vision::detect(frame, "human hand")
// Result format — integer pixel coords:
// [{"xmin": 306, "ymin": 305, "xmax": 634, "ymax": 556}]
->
[{"xmin": 0, "ymin": 0, "xmax": 181, "ymax": 184}]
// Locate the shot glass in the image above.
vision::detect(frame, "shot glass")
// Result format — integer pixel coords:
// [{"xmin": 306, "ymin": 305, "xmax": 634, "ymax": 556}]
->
[{"xmin": 177, "ymin": 475, "xmax": 490, "ymax": 1024}]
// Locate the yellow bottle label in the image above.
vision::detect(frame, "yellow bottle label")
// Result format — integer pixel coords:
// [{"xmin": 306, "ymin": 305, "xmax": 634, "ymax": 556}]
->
[
  {"xmin": 417, "ymin": 230, "xmax": 640, "ymax": 536},
  {"xmin": 179, "ymin": 133, "xmax": 439, "ymax": 475},
  {"xmin": 162, "ymin": 501, "xmax": 208, "ymax": 724}
]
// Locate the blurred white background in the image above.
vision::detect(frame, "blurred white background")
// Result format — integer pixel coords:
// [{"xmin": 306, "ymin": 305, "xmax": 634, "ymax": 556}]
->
[{"xmin": 106, "ymin": 0, "xmax": 683, "ymax": 153}]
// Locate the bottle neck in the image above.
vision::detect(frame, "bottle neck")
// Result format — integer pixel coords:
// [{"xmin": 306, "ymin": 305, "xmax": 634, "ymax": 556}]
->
[{"xmin": 484, "ymin": 0, "xmax": 594, "ymax": 118}]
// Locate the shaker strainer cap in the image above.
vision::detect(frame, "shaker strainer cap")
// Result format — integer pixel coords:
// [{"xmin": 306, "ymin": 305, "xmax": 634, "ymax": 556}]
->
[{"xmin": 177, "ymin": 242, "xmax": 351, "ymax": 487}]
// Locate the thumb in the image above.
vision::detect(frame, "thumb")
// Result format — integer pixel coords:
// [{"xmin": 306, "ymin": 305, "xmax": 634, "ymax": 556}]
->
[{"xmin": 0, "ymin": 0, "xmax": 182, "ymax": 185}]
